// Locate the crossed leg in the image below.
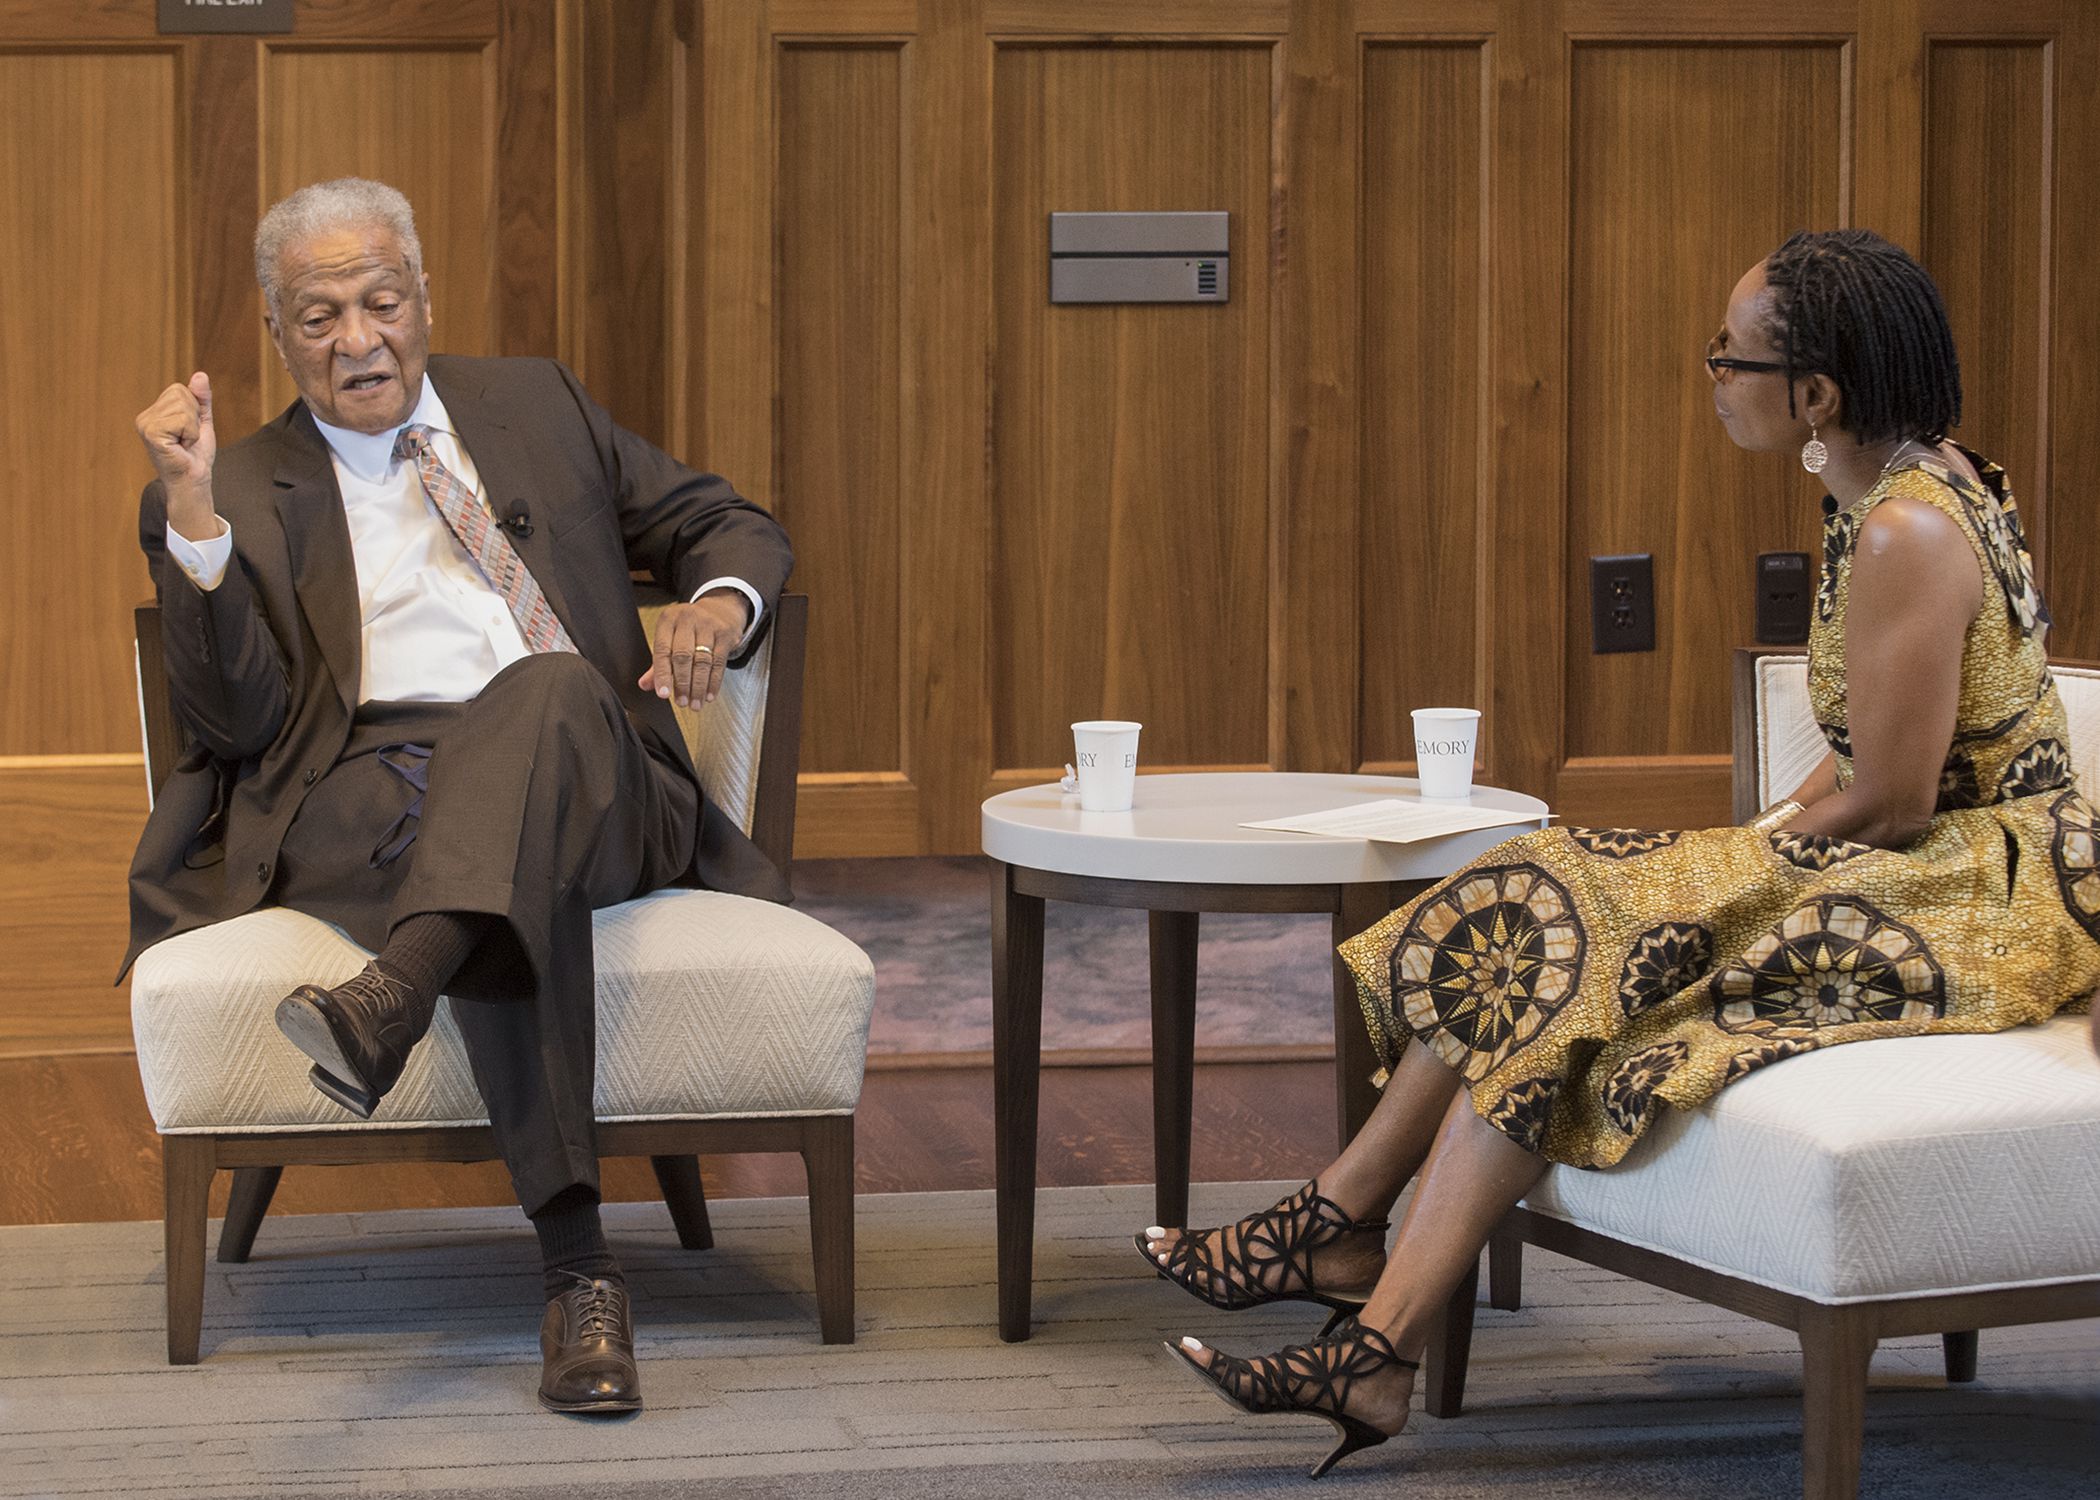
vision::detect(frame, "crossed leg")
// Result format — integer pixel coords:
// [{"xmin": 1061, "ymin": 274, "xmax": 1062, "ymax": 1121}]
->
[{"xmin": 1151, "ymin": 1041, "xmax": 1547, "ymax": 1441}]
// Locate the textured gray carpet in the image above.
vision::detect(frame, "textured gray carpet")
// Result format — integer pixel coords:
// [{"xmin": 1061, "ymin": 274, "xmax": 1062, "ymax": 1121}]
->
[
  {"xmin": 795, "ymin": 856, "xmax": 1339, "ymax": 1054},
  {"xmin": 3, "ymin": 1181, "xmax": 2095, "ymax": 1498}
]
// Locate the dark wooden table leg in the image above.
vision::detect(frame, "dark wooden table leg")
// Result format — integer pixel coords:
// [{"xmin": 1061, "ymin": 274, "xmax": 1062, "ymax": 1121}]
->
[
  {"xmin": 991, "ymin": 859, "xmax": 1047, "ymax": 1343},
  {"xmin": 1333, "ymin": 881, "xmax": 1404, "ymax": 1148},
  {"xmin": 1147, "ymin": 909, "xmax": 1200, "ymax": 1230}
]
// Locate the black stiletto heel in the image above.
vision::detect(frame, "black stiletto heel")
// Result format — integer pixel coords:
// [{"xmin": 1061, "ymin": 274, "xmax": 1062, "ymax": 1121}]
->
[
  {"xmin": 1165, "ymin": 1316, "xmax": 1417, "ymax": 1479},
  {"xmin": 1134, "ymin": 1180, "xmax": 1387, "ymax": 1321}
]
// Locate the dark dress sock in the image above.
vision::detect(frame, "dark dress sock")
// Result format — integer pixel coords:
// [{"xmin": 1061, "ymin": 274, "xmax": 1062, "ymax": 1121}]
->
[
  {"xmin": 376, "ymin": 910, "xmax": 489, "ymax": 1005},
  {"xmin": 532, "ymin": 1184, "xmax": 622, "ymax": 1299}
]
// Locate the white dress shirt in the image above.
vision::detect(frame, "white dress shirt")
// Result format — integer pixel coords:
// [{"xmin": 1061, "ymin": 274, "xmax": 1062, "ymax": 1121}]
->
[{"xmin": 163, "ymin": 379, "xmax": 761, "ymax": 704}]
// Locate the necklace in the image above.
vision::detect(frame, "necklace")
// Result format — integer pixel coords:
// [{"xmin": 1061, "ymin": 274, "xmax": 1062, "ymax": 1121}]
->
[
  {"xmin": 1877, "ymin": 437, "xmax": 1935, "ymax": 480},
  {"xmin": 1823, "ymin": 438, "xmax": 1937, "ymax": 519}
]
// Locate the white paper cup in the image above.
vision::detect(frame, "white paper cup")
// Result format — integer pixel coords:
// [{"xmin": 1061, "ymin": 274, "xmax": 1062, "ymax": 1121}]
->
[
  {"xmin": 1070, "ymin": 720, "xmax": 1142, "ymax": 811},
  {"xmin": 1412, "ymin": 708, "xmax": 1481, "ymax": 799}
]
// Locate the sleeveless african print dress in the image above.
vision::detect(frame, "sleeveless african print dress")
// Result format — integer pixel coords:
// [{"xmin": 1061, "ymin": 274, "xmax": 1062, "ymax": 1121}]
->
[{"xmin": 1339, "ymin": 446, "xmax": 2100, "ymax": 1168}]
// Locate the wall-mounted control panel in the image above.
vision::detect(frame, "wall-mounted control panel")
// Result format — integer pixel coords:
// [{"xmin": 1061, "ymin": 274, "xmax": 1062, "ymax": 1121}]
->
[
  {"xmin": 1049, "ymin": 211, "xmax": 1229, "ymax": 303},
  {"xmin": 1756, "ymin": 551, "xmax": 1813, "ymax": 644}
]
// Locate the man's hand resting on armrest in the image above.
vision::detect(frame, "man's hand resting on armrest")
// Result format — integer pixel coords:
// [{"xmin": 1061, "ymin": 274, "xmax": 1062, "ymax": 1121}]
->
[{"xmin": 639, "ymin": 589, "xmax": 750, "ymax": 708}]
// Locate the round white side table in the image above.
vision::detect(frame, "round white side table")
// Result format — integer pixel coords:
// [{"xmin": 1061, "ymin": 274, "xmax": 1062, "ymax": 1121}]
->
[{"xmin": 980, "ymin": 771, "xmax": 1550, "ymax": 1341}]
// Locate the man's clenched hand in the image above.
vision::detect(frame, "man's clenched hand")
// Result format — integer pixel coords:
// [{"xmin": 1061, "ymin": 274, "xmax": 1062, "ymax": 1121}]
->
[{"xmin": 136, "ymin": 372, "xmax": 220, "ymax": 540}]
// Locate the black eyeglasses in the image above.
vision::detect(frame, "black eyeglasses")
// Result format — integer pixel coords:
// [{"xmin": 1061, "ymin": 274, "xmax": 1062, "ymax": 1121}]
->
[{"xmin": 1704, "ymin": 334, "xmax": 1786, "ymax": 382}]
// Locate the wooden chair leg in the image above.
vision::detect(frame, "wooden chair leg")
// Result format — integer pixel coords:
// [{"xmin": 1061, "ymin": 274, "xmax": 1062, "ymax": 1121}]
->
[
  {"xmin": 216, "ymin": 1166, "xmax": 282, "ymax": 1264},
  {"xmin": 1799, "ymin": 1304, "xmax": 1876, "ymax": 1500},
  {"xmin": 649, "ymin": 1154, "xmax": 715, "ymax": 1251},
  {"xmin": 1942, "ymin": 1330, "xmax": 1978, "ymax": 1383},
  {"xmin": 163, "ymin": 1136, "xmax": 214, "ymax": 1365},
  {"xmin": 1487, "ymin": 1213, "xmax": 1525, "ymax": 1311},
  {"xmin": 801, "ymin": 1115, "xmax": 856, "ymax": 1345},
  {"xmin": 1421, "ymin": 1254, "xmax": 1481, "ymax": 1418}
]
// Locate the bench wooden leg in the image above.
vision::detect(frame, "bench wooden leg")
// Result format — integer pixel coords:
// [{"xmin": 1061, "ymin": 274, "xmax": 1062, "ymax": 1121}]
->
[
  {"xmin": 802, "ymin": 1115, "xmax": 855, "ymax": 1345},
  {"xmin": 1799, "ymin": 1304, "xmax": 1875, "ymax": 1500},
  {"xmin": 1487, "ymin": 1214, "xmax": 1524, "ymax": 1311},
  {"xmin": 1942, "ymin": 1330, "xmax": 1978, "ymax": 1383},
  {"xmin": 650, "ymin": 1154, "xmax": 715, "ymax": 1251},
  {"xmin": 216, "ymin": 1166, "xmax": 282, "ymax": 1264},
  {"xmin": 1421, "ymin": 1253, "xmax": 1481, "ymax": 1418},
  {"xmin": 163, "ymin": 1137, "xmax": 213, "ymax": 1365}
]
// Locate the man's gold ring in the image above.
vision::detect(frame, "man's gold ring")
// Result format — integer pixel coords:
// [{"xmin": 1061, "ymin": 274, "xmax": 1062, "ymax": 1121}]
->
[{"xmin": 697, "ymin": 646, "xmax": 714, "ymax": 657}]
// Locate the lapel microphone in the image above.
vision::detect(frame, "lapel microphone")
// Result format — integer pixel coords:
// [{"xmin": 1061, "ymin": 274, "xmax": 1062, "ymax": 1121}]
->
[{"xmin": 498, "ymin": 500, "xmax": 533, "ymax": 538}]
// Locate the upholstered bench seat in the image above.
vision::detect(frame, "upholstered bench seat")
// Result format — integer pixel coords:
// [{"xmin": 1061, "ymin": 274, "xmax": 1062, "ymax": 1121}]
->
[
  {"xmin": 132, "ymin": 890, "xmax": 876, "ymax": 1134},
  {"xmin": 1522, "ymin": 1015, "xmax": 2100, "ymax": 1302}
]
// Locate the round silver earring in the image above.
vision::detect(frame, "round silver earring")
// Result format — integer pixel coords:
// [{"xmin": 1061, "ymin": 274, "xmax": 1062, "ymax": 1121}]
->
[{"xmin": 1800, "ymin": 423, "xmax": 1829, "ymax": 475}]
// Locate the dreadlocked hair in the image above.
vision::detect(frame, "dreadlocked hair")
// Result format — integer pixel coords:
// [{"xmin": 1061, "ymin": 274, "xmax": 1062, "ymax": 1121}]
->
[{"xmin": 1760, "ymin": 229, "xmax": 1962, "ymax": 447}]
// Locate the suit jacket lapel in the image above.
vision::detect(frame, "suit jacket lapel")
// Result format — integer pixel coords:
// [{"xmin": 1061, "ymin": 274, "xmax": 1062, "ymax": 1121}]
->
[
  {"xmin": 272, "ymin": 407, "xmax": 362, "ymax": 714},
  {"xmin": 432, "ymin": 363, "xmax": 584, "ymax": 653}
]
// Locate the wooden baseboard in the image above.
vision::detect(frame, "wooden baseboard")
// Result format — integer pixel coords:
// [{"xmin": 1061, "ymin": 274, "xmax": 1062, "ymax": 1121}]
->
[{"xmin": 1554, "ymin": 755, "xmax": 1732, "ymax": 830}]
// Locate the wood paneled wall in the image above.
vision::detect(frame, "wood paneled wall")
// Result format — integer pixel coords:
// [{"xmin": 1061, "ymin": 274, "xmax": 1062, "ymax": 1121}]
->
[{"xmin": 4, "ymin": 0, "xmax": 2099, "ymax": 1049}]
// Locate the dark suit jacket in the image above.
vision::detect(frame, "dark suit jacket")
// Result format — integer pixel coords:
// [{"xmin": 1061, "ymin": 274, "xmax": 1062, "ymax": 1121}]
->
[{"xmin": 123, "ymin": 354, "xmax": 794, "ymax": 975}]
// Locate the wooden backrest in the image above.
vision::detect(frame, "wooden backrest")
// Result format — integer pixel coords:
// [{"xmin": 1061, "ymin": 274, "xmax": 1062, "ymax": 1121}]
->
[
  {"xmin": 133, "ymin": 592, "xmax": 809, "ymax": 877},
  {"xmin": 1731, "ymin": 646, "xmax": 2100, "ymax": 822}
]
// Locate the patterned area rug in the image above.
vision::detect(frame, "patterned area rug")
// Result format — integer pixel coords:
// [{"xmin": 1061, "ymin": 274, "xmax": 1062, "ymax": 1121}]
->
[
  {"xmin": 3, "ymin": 1182, "xmax": 2093, "ymax": 1498},
  {"xmin": 794, "ymin": 856, "xmax": 1342, "ymax": 1055}
]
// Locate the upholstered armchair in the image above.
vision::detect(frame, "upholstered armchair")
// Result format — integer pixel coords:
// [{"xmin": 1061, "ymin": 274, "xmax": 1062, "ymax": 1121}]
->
[
  {"xmin": 1424, "ymin": 648, "xmax": 2100, "ymax": 1500},
  {"xmin": 129, "ymin": 592, "xmax": 877, "ymax": 1362}
]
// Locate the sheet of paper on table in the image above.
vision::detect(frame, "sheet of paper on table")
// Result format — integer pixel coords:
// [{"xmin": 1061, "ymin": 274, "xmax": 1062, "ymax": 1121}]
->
[{"xmin": 1240, "ymin": 798, "xmax": 1545, "ymax": 844}]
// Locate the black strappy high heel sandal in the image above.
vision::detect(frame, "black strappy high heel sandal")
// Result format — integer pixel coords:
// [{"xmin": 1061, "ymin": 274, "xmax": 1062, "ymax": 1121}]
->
[
  {"xmin": 1166, "ymin": 1317, "xmax": 1418, "ymax": 1478},
  {"xmin": 1134, "ymin": 1181, "xmax": 1388, "ymax": 1332}
]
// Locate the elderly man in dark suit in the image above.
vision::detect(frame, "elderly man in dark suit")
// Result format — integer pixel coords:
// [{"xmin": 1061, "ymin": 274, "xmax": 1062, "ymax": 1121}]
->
[{"xmin": 127, "ymin": 177, "xmax": 792, "ymax": 1415}]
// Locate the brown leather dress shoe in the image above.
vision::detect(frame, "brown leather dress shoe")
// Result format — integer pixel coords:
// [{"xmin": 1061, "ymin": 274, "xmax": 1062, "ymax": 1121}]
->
[
  {"xmin": 273, "ymin": 962, "xmax": 435, "ymax": 1118},
  {"xmin": 539, "ymin": 1274, "xmax": 642, "ymax": 1414}
]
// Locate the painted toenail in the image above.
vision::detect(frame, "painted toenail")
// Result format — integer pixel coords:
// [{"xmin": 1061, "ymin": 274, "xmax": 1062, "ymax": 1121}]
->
[
  {"xmin": 1145, "ymin": 1226, "xmax": 1166, "ymax": 1238},
  {"xmin": 1181, "ymin": 1336, "xmax": 1204, "ymax": 1351}
]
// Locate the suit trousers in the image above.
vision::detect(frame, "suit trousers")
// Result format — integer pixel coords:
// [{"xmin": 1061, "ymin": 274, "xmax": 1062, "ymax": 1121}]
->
[{"xmin": 271, "ymin": 652, "xmax": 700, "ymax": 1215}]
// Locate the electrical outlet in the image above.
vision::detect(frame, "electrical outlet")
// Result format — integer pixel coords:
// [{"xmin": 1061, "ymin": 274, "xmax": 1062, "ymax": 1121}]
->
[
  {"xmin": 1589, "ymin": 554, "xmax": 1655, "ymax": 654},
  {"xmin": 1756, "ymin": 551, "xmax": 1812, "ymax": 644}
]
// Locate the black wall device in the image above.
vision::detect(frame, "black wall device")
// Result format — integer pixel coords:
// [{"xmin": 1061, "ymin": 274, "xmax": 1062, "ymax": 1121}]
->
[
  {"xmin": 1756, "ymin": 551, "xmax": 1813, "ymax": 644},
  {"xmin": 1589, "ymin": 554, "xmax": 1656, "ymax": 654}
]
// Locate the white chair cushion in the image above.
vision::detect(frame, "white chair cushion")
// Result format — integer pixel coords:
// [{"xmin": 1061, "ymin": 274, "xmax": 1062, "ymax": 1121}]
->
[
  {"xmin": 1751, "ymin": 654, "xmax": 1825, "ymax": 812},
  {"xmin": 131, "ymin": 890, "xmax": 875, "ymax": 1134},
  {"xmin": 1522, "ymin": 1016, "xmax": 2100, "ymax": 1302}
]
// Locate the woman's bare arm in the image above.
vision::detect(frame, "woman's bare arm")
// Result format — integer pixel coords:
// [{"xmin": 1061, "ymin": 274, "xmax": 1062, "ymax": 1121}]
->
[
  {"xmin": 1782, "ymin": 495, "xmax": 1982, "ymax": 849},
  {"xmin": 1782, "ymin": 750, "xmax": 1839, "ymax": 810}
]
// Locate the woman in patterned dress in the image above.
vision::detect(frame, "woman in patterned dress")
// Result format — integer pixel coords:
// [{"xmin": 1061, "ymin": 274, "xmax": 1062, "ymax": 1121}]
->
[{"xmin": 1140, "ymin": 229, "xmax": 2100, "ymax": 1477}]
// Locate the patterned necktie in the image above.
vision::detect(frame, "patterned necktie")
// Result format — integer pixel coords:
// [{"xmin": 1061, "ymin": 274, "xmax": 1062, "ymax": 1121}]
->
[{"xmin": 393, "ymin": 423, "xmax": 576, "ymax": 654}]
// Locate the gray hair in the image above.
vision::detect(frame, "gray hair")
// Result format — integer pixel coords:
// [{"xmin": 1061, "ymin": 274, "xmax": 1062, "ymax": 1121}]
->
[{"xmin": 253, "ymin": 177, "xmax": 424, "ymax": 316}]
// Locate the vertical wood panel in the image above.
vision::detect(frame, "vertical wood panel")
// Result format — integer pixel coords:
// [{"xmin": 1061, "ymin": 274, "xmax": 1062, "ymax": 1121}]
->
[
  {"xmin": 1923, "ymin": 44, "xmax": 2048, "ymax": 562},
  {"xmin": 2037, "ymin": 6, "xmax": 2100, "ymax": 659},
  {"xmin": 1487, "ymin": 0, "xmax": 1568, "ymax": 805},
  {"xmin": 1359, "ymin": 42, "xmax": 1487, "ymax": 769},
  {"xmin": 990, "ymin": 43, "xmax": 1273, "ymax": 772},
  {"xmin": 495, "ymin": 0, "xmax": 559, "ymax": 358},
  {"xmin": 1275, "ymin": 0, "xmax": 1359, "ymax": 774},
  {"xmin": 1564, "ymin": 43, "xmax": 1843, "ymax": 761},
  {"xmin": 570, "ymin": 0, "xmax": 675, "ymax": 446},
  {"xmin": 909, "ymin": 0, "xmax": 992, "ymax": 851},
  {"xmin": 0, "ymin": 48, "xmax": 176, "ymax": 755},
  {"xmin": 258, "ymin": 45, "xmax": 496, "ymax": 419},
  {"xmin": 0, "ymin": 765, "xmax": 146, "ymax": 1055},
  {"xmin": 778, "ymin": 46, "xmax": 905, "ymax": 775}
]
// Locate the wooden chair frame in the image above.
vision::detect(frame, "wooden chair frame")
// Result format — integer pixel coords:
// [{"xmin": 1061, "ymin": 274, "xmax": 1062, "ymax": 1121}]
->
[
  {"xmin": 1422, "ymin": 646, "xmax": 2100, "ymax": 1500},
  {"xmin": 135, "ymin": 594, "xmax": 856, "ymax": 1363}
]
